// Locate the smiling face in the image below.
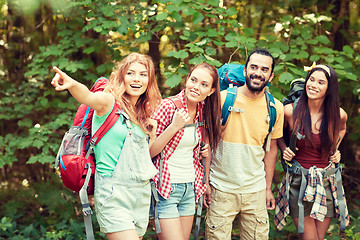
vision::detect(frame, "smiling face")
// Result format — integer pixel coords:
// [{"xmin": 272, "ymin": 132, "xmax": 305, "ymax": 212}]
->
[
  {"xmin": 306, "ymin": 70, "xmax": 328, "ymax": 100},
  {"xmin": 244, "ymin": 53, "xmax": 274, "ymax": 93},
  {"xmin": 124, "ymin": 62, "xmax": 149, "ymax": 104},
  {"xmin": 185, "ymin": 67, "xmax": 215, "ymax": 104}
]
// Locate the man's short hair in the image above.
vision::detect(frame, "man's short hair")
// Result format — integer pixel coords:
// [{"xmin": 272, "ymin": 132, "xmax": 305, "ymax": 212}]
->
[{"xmin": 245, "ymin": 49, "xmax": 275, "ymax": 74}]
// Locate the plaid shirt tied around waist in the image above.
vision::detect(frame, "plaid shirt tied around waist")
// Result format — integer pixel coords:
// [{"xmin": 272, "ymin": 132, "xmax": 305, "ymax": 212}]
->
[
  {"xmin": 152, "ymin": 90, "xmax": 206, "ymax": 202},
  {"xmin": 275, "ymin": 163, "xmax": 350, "ymax": 231}
]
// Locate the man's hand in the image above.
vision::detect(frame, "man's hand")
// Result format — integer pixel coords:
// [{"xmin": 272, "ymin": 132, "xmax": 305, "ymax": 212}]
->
[
  {"xmin": 203, "ymin": 185, "xmax": 212, "ymax": 208},
  {"xmin": 266, "ymin": 188, "xmax": 275, "ymax": 210}
]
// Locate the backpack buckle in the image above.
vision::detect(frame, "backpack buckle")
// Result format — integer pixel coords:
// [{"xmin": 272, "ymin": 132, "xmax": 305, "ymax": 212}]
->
[{"xmin": 228, "ymin": 106, "xmax": 244, "ymax": 113}]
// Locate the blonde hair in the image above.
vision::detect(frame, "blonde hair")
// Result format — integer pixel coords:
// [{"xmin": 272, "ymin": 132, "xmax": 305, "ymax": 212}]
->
[{"xmin": 104, "ymin": 53, "xmax": 161, "ymax": 134}]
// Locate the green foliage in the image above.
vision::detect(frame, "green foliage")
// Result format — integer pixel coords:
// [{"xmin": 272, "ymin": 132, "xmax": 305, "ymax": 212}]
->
[{"xmin": 0, "ymin": 175, "xmax": 106, "ymax": 239}]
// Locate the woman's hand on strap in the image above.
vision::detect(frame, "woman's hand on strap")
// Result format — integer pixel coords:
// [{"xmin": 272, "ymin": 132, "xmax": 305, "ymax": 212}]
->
[
  {"xmin": 283, "ymin": 147, "xmax": 296, "ymax": 161},
  {"xmin": 329, "ymin": 150, "xmax": 341, "ymax": 164},
  {"xmin": 170, "ymin": 108, "xmax": 190, "ymax": 132},
  {"xmin": 200, "ymin": 143, "xmax": 209, "ymax": 158}
]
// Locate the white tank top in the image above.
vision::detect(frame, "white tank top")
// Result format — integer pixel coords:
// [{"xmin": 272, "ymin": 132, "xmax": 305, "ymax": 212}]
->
[{"xmin": 168, "ymin": 126, "xmax": 198, "ymax": 183}]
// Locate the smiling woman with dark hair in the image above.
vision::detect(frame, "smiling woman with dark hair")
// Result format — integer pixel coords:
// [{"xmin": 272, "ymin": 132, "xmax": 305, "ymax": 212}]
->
[
  {"xmin": 149, "ymin": 63, "xmax": 221, "ymax": 240},
  {"xmin": 275, "ymin": 63, "xmax": 350, "ymax": 240}
]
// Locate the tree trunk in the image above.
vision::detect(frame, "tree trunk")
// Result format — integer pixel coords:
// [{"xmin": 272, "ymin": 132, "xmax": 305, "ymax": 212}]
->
[
  {"xmin": 330, "ymin": 0, "xmax": 350, "ymax": 51},
  {"xmin": 147, "ymin": 0, "xmax": 164, "ymax": 93},
  {"xmin": 5, "ymin": 1, "xmax": 26, "ymax": 84}
]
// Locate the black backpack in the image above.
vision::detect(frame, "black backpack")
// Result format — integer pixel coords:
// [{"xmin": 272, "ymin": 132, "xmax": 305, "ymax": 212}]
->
[{"xmin": 282, "ymin": 78, "xmax": 305, "ymax": 106}]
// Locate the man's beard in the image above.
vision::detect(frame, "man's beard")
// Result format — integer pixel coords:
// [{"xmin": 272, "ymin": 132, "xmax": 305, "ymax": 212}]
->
[{"xmin": 245, "ymin": 74, "xmax": 270, "ymax": 93}]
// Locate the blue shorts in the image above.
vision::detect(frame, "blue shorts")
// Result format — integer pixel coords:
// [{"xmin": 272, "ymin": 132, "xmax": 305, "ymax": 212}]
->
[{"xmin": 157, "ymin": 182, "xmax": 196, "ymax": 218}]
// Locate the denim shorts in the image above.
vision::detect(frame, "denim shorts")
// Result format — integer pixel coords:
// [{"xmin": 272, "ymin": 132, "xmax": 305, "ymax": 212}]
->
[{"xmin": 157, "ymin": 182, "xmax": 196, "ymax": 218}]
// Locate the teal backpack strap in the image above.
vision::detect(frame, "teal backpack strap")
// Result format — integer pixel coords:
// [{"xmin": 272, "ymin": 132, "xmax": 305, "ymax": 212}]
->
[
  {"xmin": 264, "ymin": 91, "xmax": 277, "ymax": 151},
  {"xmin": 221, "ymin": 85, "xmax": 238, "ymax": 126},
  {"xmin": 265, "ymin": 91, "xmax": 277, "ymax": 133}
]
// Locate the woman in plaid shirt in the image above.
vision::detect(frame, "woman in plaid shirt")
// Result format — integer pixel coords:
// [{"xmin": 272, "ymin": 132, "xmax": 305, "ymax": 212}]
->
[
  {"xmin": 150, "ymin": 63, "xmax": 221, "ymax": 240},
  {"xmin": 276, "ymin": 63, "xmax": 349, "ymax": 239}
]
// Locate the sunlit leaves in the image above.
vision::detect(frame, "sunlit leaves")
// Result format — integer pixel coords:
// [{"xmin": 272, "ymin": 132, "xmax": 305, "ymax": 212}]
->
[
  {"xmin": 156, "ymin": 12, "xmax": 168, "ymax": 21},
  {"xmin": 192, "ymin": 12, "xmax": 204, "ymax": 25},
  {"xmin": 315, "ymin": 35, "xmax": 330, "ymax": 44},
  {"xmin": 225, "ymin": 7, "xmax": 238, "ymax": 16},
  {"xmin": 165, "ymin": 73, "xmax": 182, "ymax": 88},
  {"xmin": 309, "ymin": 54, "xmax": 320, "ymax": 62},
  {"xmin": 186, "ymin": 43, "xmax": 205, "ymax": 53},
  {"xmin": 343, "ymin": 45, "xmax": 354, "ymax": 56},
  {"xmin": 279, "ymin": 72, "xmax": 294, "ymax": 84},
  {"xmin": 167, "ymin": 50, "xmax": 189, "ymax": 59}
]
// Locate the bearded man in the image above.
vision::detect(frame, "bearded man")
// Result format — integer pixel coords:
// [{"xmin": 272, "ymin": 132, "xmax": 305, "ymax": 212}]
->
[{"xmin": 205, "ymin": 49, "xmax": 284, "ymax": 240}]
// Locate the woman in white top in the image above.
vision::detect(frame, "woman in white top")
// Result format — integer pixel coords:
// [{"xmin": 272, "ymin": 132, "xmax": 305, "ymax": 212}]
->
[{"xmin": 150, "ymin": 63, "xmax": 222, "ymax": 240}]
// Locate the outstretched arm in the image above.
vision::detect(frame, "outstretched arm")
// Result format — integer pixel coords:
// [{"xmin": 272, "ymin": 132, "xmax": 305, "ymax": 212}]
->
[{"xmin": 51, "ymin": 66, "xmax": 112, "ymax": 116}]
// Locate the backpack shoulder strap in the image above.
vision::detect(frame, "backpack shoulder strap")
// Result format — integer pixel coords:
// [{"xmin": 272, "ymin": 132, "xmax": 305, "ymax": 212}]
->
[
  {"xmin": 265, "ymin": 91, "xmax": 277, "ymax": 133},
  {"xmin": 263, "ymin": 91, "xmax": 277, "ymax": 151},
  {"xmin": 168, "ymin": 96, "xmax": 184, "ymax": 109},
  {"xmin": 289, "ymin": 99, "xmax": 300, "ymax": 153},
  {"xmin": 221, "ymin": 86, "xmax": 238, "ymax": 126},
  {"xmin": 80, "ymin": 77, "xmax": 109, "ymax": 127},
  {"xmin": 87, "ymin": 104, "xmax": 121, "ymax": 153},
  {"xmin": 168, "ymin": 96, "xmax": 204, "ymax": 128}
]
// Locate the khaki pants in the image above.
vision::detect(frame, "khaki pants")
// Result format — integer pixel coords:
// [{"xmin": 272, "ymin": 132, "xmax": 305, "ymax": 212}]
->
[{"xmin": 205, "ymin": 186, "xmax": 269, "ymax": 240}]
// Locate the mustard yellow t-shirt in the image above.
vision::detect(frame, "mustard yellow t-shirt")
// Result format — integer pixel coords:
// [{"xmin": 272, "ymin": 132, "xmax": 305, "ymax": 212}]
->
[{"xmin": 210, "ymin": 88, "xmax": 284, "ymax": 193}]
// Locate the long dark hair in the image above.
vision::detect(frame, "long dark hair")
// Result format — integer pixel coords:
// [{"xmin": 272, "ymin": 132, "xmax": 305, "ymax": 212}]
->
[
  {"xmin": 187, "ymin": 63, "xmax": 221, "ymax": 151},
  {"xmin": 292, "ymin": 65, "xmax": 340, "ymax": 158}
]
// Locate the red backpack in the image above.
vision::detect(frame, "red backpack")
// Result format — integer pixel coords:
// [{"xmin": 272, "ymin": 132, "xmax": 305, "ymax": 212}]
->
[{"xmin": 55, "ymin": 77, "xmax": 120, "ymax": 240}]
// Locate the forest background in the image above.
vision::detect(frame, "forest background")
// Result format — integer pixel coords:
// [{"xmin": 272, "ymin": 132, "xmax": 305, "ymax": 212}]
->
[{"xmin": 0, "ymin": 0, "xmax": 359, "ymax": 239}]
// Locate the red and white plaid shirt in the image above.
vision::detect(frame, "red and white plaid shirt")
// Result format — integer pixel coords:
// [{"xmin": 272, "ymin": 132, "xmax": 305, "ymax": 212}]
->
[{"xmin": 152, "ymin": 90, "xmax": 206, "ymax": 202}]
